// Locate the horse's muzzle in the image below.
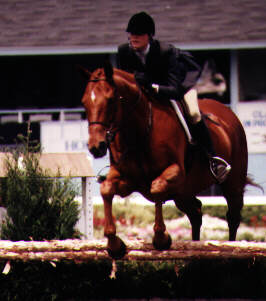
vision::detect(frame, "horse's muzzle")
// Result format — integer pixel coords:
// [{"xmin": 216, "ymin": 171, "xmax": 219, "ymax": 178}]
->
[{"xmin": 89, "ymin": 141, "xmax": 107, "ymax": 158}]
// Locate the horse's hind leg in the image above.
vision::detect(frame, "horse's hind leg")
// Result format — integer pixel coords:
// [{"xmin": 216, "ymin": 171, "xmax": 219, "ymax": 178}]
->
[
  {"xmin": 223, "ymin": 190, "xmax": 244, "ymax": 241},
  {"xmin": 153, "ymin": 201, "xmax": 172, "ymax": 250},
  {"xmin": 174, "ymin": 197, "xmax": 202, "ymax": 240}
]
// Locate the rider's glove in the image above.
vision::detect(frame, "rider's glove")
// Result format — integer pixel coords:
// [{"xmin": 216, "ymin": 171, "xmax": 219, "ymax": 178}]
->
[{"xmin": 135, "ymin": 72, "xmax": 152, "ymax": 91}]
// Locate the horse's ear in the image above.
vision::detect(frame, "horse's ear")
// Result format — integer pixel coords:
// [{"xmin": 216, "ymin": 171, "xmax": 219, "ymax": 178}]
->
[
  {"xmin": 103, "ymin": 60, "xmax": 114, "ymax": 82},
  {"xmin": 76, "ymin": 65, "xmax": 91, "ymax": 79}
]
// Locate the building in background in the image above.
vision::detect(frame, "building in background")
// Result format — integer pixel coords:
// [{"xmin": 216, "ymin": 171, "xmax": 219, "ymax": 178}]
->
[{"xmin": 0, "ymin": 0, "xmax": 265, "ymax": 196}]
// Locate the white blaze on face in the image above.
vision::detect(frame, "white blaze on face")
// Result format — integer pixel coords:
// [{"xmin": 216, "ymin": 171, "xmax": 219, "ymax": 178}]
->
[{"xmin": 91, "ymin": 90, "xmax": 96, "ymax": 103}]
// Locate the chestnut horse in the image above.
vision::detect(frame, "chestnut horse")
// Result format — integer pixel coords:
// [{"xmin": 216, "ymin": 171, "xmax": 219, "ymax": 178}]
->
[{"xmin": 82, "ymin": 62, "xmax": 248, "ymax": 259}]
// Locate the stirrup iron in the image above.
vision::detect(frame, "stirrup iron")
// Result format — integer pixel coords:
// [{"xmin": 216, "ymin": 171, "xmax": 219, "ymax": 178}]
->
[{"xmin": 210, "ymin": 156, "xmax": 231, "ymax": 184}]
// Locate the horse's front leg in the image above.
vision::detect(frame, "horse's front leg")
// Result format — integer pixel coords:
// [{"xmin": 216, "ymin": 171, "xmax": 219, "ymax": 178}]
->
[
  {"xmin": 100, "ymin": 168, "xmax": 129, "ymax": 259},
  {"xmin": 150, "ymin": 163, "xmax": 184, "ymax": 198},
  {"xmin": 153, "ymin": 201, "xmax": 172, "ymax": 250}
]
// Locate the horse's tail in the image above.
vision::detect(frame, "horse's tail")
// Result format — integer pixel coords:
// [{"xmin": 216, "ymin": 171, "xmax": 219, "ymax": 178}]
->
[{"xmin": 245, "ymin": 174, "xmax": 264, "ymax": 194}]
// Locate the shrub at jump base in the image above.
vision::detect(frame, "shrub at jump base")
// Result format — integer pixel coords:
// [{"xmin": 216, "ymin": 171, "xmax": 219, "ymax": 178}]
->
[
  {"xmin": 1, "ymin": 259, "xmax": 266, "ymax": 300},
  {"xmin": 0, "ymin": 134, "xmax": 80, "ymax": 241}
]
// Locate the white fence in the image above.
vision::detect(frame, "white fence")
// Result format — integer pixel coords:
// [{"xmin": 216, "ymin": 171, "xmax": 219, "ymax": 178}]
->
[
  {"xmin": 88, "ymin": 193, "xmax": 266, "ymax": 206},
  {"xmin": 0, "ymin": 107, "xmax": 85, "ymax": 123}
]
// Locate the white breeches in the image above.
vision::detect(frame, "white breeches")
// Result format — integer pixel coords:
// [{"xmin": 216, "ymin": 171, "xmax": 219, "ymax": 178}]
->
[
  {"xmin": 183, "ymin": 88, "xmax": 201, "ymax": 124},
  {"xmin": 169, "ymin": 88, "xmax": 201, "ymax": 144}
]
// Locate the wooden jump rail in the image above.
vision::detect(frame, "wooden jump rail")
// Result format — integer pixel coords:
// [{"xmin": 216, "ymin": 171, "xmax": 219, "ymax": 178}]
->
[{"xmin": 1, "ymin": 239, "xmax": 266, "ymax": 262}]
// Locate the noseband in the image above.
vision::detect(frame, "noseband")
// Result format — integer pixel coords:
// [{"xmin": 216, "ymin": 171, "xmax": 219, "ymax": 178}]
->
[{"xmin": 89, "ymin": 121, "xmax": 109, "ymax": 127}]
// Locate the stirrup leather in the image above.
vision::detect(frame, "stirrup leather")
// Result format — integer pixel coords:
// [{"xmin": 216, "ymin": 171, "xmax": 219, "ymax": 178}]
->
[
  {"xmin": 169, "ymin": 99, "xmax": 195, "ymax": 145},
  {"xmin": 209, "ymin": 156, "xmax": 231, "ymax": 184}
]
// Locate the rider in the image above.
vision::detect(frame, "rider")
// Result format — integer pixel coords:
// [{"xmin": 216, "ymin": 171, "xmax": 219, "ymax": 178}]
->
[{"xmin": 117, "ymin": 11, "xmax": 231, "ymax": 184}]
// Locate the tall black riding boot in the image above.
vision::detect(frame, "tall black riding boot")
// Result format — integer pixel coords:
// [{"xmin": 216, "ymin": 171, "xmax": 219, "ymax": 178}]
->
[{"xmin": 192, "ymin": 119, "xmax": 231, "ymax": 184}]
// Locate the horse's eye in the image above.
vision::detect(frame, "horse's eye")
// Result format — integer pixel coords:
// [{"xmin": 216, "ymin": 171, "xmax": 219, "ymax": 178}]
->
[{"xmin": 212, "ymin": 78, "xmax": 223, "ymax": 85}]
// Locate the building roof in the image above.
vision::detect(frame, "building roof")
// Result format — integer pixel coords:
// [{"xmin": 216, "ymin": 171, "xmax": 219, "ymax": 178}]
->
[{"xmin": 1, "ymin": 0, "xmax": 266, "ymax": 53}]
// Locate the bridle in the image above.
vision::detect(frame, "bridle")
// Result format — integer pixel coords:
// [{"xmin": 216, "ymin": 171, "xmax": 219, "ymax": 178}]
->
[
  {"xmin": 86, "ymin": 76, "xmax": 153, "ymax": 163},
  {"xmin": 87, "ymin": 77, "xmax": 123, "ymax": 145},
  {"xmin": 87, "ymin": 76, "xmax": 144, "ymax": 134},
  {"xmin": 86, "ymin": 78, "xmax": 109, "ymax": 126}
]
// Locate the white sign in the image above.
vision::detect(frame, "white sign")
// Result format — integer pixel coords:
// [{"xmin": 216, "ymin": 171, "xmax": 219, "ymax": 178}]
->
[
  {"xmin": 40, "ymin": 121, "xmax": 89, "ymax": 153},
  {"xmin": 237, "ymin": 101, "xmax": 266, "ymax": 153}
]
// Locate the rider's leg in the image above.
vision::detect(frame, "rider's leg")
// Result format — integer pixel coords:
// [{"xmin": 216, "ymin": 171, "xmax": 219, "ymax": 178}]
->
[
  {"xmin": 183, "ymin": 88, "xmax": 231, "ymax": 183},
  {"xmin": 183, "ymin": 88, "xmax": 201, "ymax": 124}
]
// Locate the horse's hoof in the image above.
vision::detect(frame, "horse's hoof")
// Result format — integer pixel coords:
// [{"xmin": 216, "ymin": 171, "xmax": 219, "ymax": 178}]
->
[
  {"xmin": 107, "ymin": 236, "xmax": 127, "ymax": 260},
  {"xmin": 152, "ymin": 233, "xmax": 172, "ymax": 250}
]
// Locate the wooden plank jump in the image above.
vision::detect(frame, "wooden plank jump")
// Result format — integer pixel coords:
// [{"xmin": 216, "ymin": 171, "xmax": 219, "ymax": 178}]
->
[{"xmin": 0, "ymin": 239, "xmax": 266, "ymax": 262}]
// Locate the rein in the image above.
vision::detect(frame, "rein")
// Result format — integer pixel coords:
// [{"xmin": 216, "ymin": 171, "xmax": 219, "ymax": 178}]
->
[{"xmin": 87, "ymin": 78, "xmax": 106, "ymax": 82}]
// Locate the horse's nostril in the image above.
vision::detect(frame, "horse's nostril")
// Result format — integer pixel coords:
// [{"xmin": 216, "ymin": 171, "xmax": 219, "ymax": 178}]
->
[
  {"xmin": 89, "ymin": 141, "xmax": 107, "ymax": 158},
  {"xmin": 89, "ymin": 146, "xmax": 99, "ymax": 158},
  {"xmin": 99, "ymin": 141, "xmax": 107, "ymax": 153}
]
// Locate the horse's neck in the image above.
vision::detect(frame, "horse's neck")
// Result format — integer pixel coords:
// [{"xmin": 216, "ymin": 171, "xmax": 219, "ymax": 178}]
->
[
  {"xmin": 116, "ymin": 75, "xmax": 149, "ymax": 128},
  {"xmin": 114, "ymin": 76, "xmax": 151, "ymax": 152},
  {"xmin": 112, "ymin": 75, "xmax": 188, "ymax": 169}
]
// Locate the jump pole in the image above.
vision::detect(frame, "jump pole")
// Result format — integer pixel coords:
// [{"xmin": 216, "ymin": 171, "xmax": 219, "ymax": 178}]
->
[{"xmin": 0, "ymin": 240, "xmax": 266, "ymax": 262}]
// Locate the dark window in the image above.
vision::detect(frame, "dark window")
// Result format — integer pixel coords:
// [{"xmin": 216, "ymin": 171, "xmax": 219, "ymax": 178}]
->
[
  {"xmin": 0, "ymin": 53, "xmax": 108, "ymax": 109},
  {"xmin": 192, "ymin": 50, "xmax": 231, "ymax": 104},
  {"xmin": 239, "ymin": 49, "xmax": 266, "ymax": 102}
]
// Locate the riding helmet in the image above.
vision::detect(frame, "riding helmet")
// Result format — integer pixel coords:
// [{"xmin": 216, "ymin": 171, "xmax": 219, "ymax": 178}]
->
[{"xmin": 126, "ymin": 12, "xmax": 155, "ymax": 36}]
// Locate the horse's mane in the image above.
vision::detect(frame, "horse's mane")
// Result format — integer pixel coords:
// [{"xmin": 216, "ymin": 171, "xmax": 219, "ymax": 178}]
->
[
  {"xmin": 113, "ymin": 68, "xmax": 136, "ymax": 84},
  {"xmin": 112, "ymin": 68, "xmax": 145, "ymax": 101},
  {"xmin": 90, "ymin": 67, "xmax": 136, "ymax": 85}
]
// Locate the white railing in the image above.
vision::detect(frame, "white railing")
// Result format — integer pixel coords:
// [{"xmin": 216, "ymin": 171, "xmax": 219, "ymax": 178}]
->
[
  {"xmin": 0, "ymin": 107, "xmax": 86, "ymax": 123},
  {"xmin": 88, "ymin": 194, "xmax": 266, "ymax": 206}
]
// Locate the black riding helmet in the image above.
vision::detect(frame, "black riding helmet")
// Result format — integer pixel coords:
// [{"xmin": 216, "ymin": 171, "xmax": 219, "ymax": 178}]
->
[{"xmin": 126, "ymin": 12, "xmax": 155, "ymax": 36}]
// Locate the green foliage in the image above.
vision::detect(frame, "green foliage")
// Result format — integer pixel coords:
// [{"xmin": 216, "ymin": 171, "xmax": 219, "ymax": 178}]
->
[
  {"xmin": 0, "ymin": 259, "xmax": 266, "ymax": 300},
  {"xmin": 0, "ymin": 132, "xmax": 80, "ymax": 241},
  {"xmin": 113, "ymin": 203, "xmax": 156, "ymax": 226},
  {"xmin": 163, "ymin": 204, "xmax": 184, "ymax": 220},
  {"xmin": 202, "ymin": 205, "xmax": 228, "ymax": 220},
  {"xmin": 240, "ymin": 205, "xmax": 266, "ymax": 225},
  {"xmin": 203, "ymin": 205, "xmax": 266, "ymax": 226},
  {"xmin": 94, "ymin": 203, "xmax": 183, "ymax": 227},
  {"xmin": 176, "ymin": 258, "xmax": 266, "ymax": 298}
]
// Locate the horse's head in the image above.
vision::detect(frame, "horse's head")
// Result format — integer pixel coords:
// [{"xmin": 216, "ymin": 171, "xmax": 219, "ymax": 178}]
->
[
  {"xmin": 195, "ymin": 59, "xmax": 227, "ymax": 96},
  {"xmin": 81, "ymin": 62, "xmax": 117, "ymax": 158}
]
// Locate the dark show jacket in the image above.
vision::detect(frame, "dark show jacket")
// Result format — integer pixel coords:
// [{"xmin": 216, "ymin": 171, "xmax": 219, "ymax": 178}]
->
[{"xmin": 117, "ymin": 39, "xmax": 190, "ymax": 101}]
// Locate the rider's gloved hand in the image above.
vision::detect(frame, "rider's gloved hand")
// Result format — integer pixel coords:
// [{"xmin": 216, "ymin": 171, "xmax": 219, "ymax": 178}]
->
[{"xmin": 135, "ymin": 72, "xmax": 152, "ymax": 91}]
